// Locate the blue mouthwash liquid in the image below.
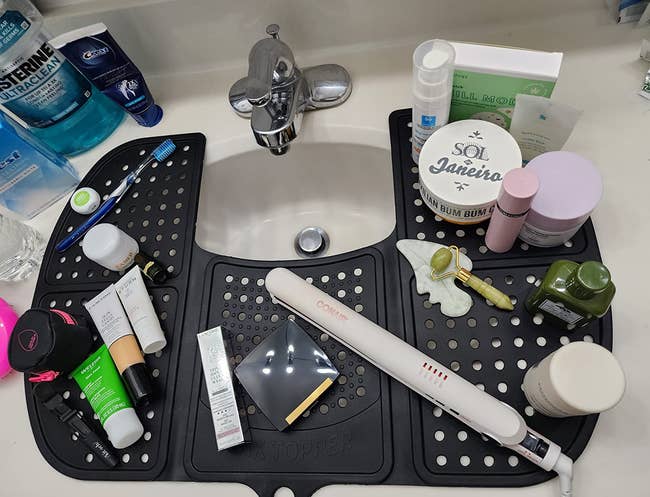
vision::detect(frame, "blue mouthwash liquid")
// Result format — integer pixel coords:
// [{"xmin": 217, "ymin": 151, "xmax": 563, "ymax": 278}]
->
[{"xmin": 0, "ymin": 0, "xmax": 123, "ymax": 156}]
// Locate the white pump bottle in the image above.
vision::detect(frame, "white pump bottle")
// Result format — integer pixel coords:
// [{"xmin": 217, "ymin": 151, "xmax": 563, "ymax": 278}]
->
[{"xmin": 412, "ymin": 39, "xmax": 455, "ymax": 164}]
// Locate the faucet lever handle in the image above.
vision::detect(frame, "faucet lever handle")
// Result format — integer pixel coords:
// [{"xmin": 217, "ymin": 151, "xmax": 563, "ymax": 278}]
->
[
  {"xmin": 266, "ymin": 24, "xmax": 280, "ymax": 39},
  {"xmin": 245, "ymin": 24, "xmax": 294, "ymax": 106}
]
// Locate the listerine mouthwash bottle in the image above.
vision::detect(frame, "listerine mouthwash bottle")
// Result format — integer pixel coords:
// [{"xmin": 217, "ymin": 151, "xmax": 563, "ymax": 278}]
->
[{"xmin": 0, "ymin": 0, "xmax": 123, "ymax": 155}]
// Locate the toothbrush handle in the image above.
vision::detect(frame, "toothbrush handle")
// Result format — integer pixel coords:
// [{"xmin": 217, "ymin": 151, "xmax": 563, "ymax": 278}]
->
[{"xmin": 55, "ymin": 197, "xmax": 118, "ymax": 252}]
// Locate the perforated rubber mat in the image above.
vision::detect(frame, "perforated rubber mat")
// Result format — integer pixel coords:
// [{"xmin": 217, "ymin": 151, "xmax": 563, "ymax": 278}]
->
[
  {"xmin": 26, "ymin": 112, "xmax": 612, "ymax": 497},
  {"xmin": 26, "ymin": 134, "xmax": 205, "ymax": 480}
]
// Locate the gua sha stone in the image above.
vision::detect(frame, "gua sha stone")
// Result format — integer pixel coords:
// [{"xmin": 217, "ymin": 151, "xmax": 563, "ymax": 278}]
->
[{"xmin": 397, "ymin": 239, "xmax": 473, "ymax": 317}]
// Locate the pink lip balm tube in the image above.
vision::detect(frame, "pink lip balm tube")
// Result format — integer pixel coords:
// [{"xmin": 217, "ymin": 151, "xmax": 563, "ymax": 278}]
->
[{"xmin": 485, "ymin": 168, "xmax": 539, "ymax": 253}]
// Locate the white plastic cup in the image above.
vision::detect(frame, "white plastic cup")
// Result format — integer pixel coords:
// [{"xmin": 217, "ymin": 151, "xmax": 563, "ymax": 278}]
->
[
  {"xmin": 82, "ymin": 223, "xmax": 139, "ymax": 271},
  {"xmin": 0, "ymin": 214, "xmax": 45, "ymax": 281},
  {"xmin": 522, "ymin": 342, "xmax": 625, "ymax": 417}
]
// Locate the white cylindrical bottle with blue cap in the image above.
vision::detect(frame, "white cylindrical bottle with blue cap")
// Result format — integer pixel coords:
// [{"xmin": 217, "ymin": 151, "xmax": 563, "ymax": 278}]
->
[{"xmin": 412, "ymin": 39, "xmax": 455, "ymax": 164}]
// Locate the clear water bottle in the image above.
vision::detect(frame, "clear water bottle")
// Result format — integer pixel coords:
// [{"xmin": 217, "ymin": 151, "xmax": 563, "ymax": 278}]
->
[
  {"xmin": 0, "ymin": 0, "xmax": 123, "ymax": 156},
  {"xmin": 0, "ymin": 214, "xmax": 45, "ymax": 281}
]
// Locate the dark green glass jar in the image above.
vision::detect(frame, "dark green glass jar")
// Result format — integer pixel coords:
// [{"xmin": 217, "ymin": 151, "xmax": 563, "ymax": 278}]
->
[{"xmin": 525, "ymin": 260, "xmax": 615, "ymax": 330}]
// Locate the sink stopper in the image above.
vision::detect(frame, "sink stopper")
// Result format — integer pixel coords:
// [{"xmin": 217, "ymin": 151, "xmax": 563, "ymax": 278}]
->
[{"xmin": 295, "ymin": 227, "xmax": 329, "ymax": 258}]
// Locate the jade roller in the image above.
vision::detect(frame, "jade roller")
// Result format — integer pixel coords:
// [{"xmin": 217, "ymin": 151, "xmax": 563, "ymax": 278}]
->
[{"xmin": 430, "ymin": 245, "xmax": 514, "ymax": 311}]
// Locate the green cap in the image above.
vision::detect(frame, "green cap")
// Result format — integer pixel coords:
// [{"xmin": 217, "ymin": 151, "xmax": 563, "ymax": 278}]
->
[
  {"xmin": 568, "ymin": 261, "xmax": 611, "ymax": 299},
  {"xmin": 73, "ymin": 189, "xmax": 90, "ymax": 206}
]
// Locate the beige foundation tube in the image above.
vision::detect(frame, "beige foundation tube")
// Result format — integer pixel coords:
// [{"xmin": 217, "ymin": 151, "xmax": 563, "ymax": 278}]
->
[
  {"xmin": 110, "ymin": 335, "xmax": 145, "ymax": 373},
  {"xmin": 84, "ymin": 285, "xmax": 153, "ymax": 406}
]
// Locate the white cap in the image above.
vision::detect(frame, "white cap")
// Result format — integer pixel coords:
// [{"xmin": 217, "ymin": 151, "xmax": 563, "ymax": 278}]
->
[
  {"xmin": 103, "ymin": 407, "xmax": 144, "ymax": 449},
  {"xmin": 549, "ymin": 342, "xmax": 625, "ymax": 414},
  {"xmin": 137, "ymin": 319, "xmax": 167, "ymax": 354},
  {"xmin": 413, "ymin": 39, "xmax": 455, "ymax": 100},
  {"xmin": 523, "ymin": 342, "xmax": 625, "ymax": 417},
  {"xmin": 82, "ymin": 223, "xmax": 139, "ymax": 271}
]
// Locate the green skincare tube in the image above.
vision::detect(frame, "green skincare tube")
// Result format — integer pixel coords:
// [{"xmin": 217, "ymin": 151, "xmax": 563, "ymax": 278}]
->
[{"xmin": 72, "ymin": 345, "xmax": 144, "ymax": 449}]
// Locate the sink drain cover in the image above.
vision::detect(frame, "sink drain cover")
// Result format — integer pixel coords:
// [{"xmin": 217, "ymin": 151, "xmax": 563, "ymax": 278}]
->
[{"xmin": 295, "ymin": 226, "xmax": 329, "ymax": 257}]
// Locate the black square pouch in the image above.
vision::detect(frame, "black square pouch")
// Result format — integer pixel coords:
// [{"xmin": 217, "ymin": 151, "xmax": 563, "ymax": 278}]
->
[
  {"xmin": 235, "ymin": 320, "xmax": 339, "ymax": 430},
  {"xmin": 8, "ymin": 308, "xmax": 94, "ymax": 380}
]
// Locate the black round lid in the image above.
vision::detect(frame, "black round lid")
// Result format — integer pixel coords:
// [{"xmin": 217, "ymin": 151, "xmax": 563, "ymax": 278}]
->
[{"xmin": 121, "ymin": 362, "xmax": 154, "ymax": 407}]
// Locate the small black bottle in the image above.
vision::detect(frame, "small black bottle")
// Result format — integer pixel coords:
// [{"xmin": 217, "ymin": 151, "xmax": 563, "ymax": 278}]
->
[{"xmin": 134, "ymin": 252, "xmax": 168, "ymax": 284}]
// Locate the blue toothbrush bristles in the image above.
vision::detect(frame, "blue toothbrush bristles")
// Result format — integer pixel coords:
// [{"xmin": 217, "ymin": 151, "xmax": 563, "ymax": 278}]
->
[{"xmin": 152, "ymin": 139, "xmax": 176, "ymax": 161}]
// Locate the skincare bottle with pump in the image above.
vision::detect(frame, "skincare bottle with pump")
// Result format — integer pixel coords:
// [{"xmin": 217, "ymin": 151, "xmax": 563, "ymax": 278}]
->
[{"xmin": 411, "ymin": 39, "xmax": 455, "ymax": 164}]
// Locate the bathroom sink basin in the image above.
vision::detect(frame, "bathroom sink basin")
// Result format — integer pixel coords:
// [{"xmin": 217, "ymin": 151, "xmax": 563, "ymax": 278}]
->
[{"xmin": 196, "ymin": 127, "xmax": 395, "ymax": 260}]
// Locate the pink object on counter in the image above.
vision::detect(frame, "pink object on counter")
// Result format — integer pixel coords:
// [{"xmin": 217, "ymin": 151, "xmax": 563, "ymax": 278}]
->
[
  {"xmin": 485, "ymin": 168, "xmax": 539, "ymax": 253},
  {"xmin": 0, "ymin": 298, "xmax": 19, "ymax": 378}
]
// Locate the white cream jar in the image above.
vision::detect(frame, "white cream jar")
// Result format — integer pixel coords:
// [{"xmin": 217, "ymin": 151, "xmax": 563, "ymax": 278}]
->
[{"xmin": 418, "ymin": 119, "xmax": 522, "ymax": 224}]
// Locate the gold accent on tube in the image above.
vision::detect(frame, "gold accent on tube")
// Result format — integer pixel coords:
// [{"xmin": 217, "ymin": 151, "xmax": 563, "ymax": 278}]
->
[
  {"xmin": 456, "ymin": 267, "xmax": 471, "ymax": 283},
  {"xmin": 285, "ymin": 377, "xmax": 334, "ymax": 425}
]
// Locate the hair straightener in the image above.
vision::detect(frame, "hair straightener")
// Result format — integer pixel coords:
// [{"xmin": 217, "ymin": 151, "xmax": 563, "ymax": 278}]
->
[{"xmin": 265, "ymin": 267, "xmax": 573, "ymax": 497}]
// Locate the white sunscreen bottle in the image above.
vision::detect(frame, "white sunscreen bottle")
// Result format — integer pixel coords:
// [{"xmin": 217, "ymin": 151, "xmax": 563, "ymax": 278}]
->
[{"xmin": 412, "ymin": 39, "xmax": 455, "ymax": 164}]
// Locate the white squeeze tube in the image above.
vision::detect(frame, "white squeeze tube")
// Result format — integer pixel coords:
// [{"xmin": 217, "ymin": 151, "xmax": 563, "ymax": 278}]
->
[
  {"xmin": 115, "ymin": 266, "xmax": 167, "ymax": 354},
  {"xmin": 265, "ymin": 268, "xmax": 573, "ymax": 497}
]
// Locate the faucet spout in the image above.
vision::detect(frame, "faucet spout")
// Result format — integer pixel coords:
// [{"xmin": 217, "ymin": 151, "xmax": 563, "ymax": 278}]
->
[
  {"xmin": 246, "ymin": 38, "xmax": 295, "ymax": 106},
  {"xmin": 269, "ymin": 145, "xmax": 290, "ymax": 156}
]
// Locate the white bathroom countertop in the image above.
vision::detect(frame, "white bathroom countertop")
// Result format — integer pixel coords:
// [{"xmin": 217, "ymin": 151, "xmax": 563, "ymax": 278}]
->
[{"xmin": 1, "ymin": 6, "xmax": 649, "ymax": 497}]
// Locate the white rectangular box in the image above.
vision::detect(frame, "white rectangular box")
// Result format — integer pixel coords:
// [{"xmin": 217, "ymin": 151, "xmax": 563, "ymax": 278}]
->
[
  {"xmin": 197, "ymin": 326, "xmax": 246, "ymax": 450},
  {"xmin": 449, "ymin": 41, "xmax": 563, "ymax": 129}
]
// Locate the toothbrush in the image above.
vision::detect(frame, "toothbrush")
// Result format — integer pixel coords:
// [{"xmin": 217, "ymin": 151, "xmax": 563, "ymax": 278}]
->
[{"xmin": 55, "ymin": 139, "xmax": 177, "ymax": 252}]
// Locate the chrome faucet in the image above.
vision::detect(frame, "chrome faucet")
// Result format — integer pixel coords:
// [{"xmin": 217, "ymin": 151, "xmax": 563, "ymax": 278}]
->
[{"xmin": 229, "ymin": 24, "xmax": 352, "ymax": 155}]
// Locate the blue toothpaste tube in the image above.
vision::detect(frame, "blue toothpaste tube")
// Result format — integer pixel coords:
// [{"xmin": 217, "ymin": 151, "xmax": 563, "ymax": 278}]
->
[{"xmin": 50, "ymin": 23, "xmax": 162, "ymax": 127}]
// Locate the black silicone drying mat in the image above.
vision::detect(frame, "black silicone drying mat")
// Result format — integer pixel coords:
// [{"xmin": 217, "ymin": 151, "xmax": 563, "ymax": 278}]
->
[
  {"xmin": 390, "ymin": 108, "xmax": 611, "ymax": 486},
  {"xmin": 24, "ymin": 111, "xmax": 612, "ymax": 497},
  {"xmin": 180, "ymin": 251, "xmax": 395, "ymax": 491},
  {"xmin": 26, "ymin": 133, "xmax": 206, "ymax": 479}
]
